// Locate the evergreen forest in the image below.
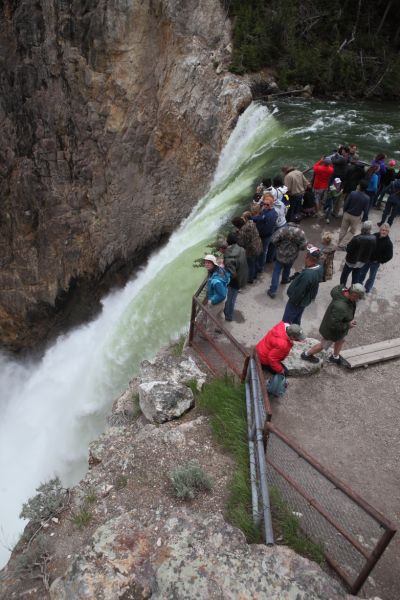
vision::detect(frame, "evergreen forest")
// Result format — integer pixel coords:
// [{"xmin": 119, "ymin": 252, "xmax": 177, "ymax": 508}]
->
[{"xmin": 223, "ymin": 0, "xmax": 400, "ymax": 97}]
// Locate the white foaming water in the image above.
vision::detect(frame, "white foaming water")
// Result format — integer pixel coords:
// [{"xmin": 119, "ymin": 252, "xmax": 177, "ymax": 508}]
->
[{"xmin": 0, "ymin": 102, "xmax": 280, "ymax": 565}]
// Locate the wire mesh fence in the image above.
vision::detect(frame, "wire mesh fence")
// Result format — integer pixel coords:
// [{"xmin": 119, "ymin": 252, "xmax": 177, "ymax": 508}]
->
[{"xmin": 265, "ymin": 423, "xmax": 396, "ymax": 594}]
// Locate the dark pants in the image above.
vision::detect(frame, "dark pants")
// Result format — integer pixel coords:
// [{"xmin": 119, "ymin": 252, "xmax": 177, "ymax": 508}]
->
[
  {"xmin": 282, "ymin": 302, "xmax": 305, "ymax": 325},
  {"xmin": 340, "ymin": 263, "xmax": 362, "ymax": 286},
  {"xmin": 380, "ymin": 197, "xmax": 400, "ymax": 226},
  {"xmin": 224, "ymin": 287, "xmax": 239, "ymax": 321},
  {"xmin": 286, "ymin": 194, "xmax": 303, "ymax": 222},
  {"xmin": 247, "ymin": 256, "xmax": 257, "ymax": 283},
  {"xmin": 359, "ymin": 261, "xmax": 380, "ymax": 293}
]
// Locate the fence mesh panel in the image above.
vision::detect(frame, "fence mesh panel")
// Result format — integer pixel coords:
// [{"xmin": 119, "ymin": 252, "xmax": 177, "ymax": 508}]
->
[{"xmin": 266, "ymin": 431, "xmax": 385, "ymax": 588}]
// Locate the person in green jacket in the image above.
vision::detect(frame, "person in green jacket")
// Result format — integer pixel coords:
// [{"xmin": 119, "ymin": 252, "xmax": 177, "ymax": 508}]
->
[
  {"xmin": 281, "ymin": 246, "xmax": 323, "ymax": 325},
  {"xmin": 301, "ymin": 283, "xmax": 366, "ymax": 365}
]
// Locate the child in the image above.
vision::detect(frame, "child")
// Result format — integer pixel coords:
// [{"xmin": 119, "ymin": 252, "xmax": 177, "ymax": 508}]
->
[
  {"xmin": 324, "ymin": 178, "xmax": 342, "ymax": 224},
  {"xmin": 319, "ymin": 231, "xmax": 336, "ymax": 282}
]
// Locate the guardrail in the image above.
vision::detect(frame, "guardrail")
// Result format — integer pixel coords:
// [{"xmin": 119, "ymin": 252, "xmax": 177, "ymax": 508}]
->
[
  {"xmin": 265, "ymin": 422, "xmax": 397, "ymax": 595},
  {"xmin": 188, "ymin": 278, "xmax": 250, "ymax": 381}
]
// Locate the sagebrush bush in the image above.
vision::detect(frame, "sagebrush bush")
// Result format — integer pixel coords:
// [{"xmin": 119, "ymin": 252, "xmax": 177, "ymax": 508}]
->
[
  {"xmin": 169, "ymin": 462, "xmax": 212, "ymax": 500},
  {"xmin": 19, "ymin": 477, "xmax": 66, "ymax": 523}
]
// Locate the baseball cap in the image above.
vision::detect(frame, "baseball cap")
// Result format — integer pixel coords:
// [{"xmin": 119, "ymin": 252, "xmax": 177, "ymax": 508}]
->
[
  {"xmin": 216, "ymin": 239, "xmax": 228, "ymax": 249},
  {"xmin": 388, "ymin": 159, "xmax": 396, "ymax": 167},
  {"xmin": 349, "ymin": 283, "xmax": 366, "ymax": 298},
  {"xmin": 286, "ymin": 324, "xmax": 306, "ymax": 340},
  {"xmin": 307, "ymin": 245, "xmax": 321, "ymax": 259},
  {"xmin": 334, "ymin": 177, "xmax": 341, "ymax": 185},
  {"xmin": 204, "ymin": 254, "xmax": 219, "ymax": 266}
]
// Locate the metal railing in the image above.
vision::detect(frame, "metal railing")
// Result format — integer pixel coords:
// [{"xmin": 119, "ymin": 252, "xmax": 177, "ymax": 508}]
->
[
  {"xmin": 245, "ymin": 357, "xmax": 274, "ymax": 544},
  {"xmin": 265, "ymin": 422, "xmax": 397, "ymax": 595},
  {"xmin": 188, "ymin": 278, "xmax": 250, "ymax": 381}
]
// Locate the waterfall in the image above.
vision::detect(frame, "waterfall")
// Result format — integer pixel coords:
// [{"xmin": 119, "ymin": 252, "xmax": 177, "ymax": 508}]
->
[{"xmin": 0, "ymin": 102, "xmax": 280, "ymax": 565}]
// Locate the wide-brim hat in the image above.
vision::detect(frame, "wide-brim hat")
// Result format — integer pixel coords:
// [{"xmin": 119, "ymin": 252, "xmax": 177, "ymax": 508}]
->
[{"xmin": 204, "ymin": 254, "xmax": 219, "ymax": 266}]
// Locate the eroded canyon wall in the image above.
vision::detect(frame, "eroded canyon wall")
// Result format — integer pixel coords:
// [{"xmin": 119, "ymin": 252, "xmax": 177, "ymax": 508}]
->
[{"xmin": 0, "ymin": 0, "xmax": 251, "ymax": 350}]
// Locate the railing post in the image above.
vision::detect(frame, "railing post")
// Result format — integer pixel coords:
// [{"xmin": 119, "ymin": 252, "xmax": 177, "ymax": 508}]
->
[{"xmin": 188, "ymin": 297, "xmax": 197, "ymax": 346}]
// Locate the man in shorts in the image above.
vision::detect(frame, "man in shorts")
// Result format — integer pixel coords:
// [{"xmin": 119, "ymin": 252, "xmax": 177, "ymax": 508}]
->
[{"xmin": 301, "ymin": 283, "xmax": 366, "ymax": 365}]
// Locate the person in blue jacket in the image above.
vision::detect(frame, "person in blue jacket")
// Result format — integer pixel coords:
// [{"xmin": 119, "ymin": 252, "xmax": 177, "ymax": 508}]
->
[{"xmin": 204, "ymin": 255, "xmax": 230, "ymax": 334}]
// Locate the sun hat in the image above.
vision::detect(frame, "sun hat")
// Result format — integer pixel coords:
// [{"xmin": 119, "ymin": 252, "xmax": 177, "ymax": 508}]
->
[
  {"xmin": 204, "ymin": 254, "xmax": 219, "ymax": 266},
  {"xmin": 349, "ymin": 283, "xmax": 366, "ymax": 298},
  {"xmin": 286, "ymin": 324, "xmax": 306, "ymax": 340}
]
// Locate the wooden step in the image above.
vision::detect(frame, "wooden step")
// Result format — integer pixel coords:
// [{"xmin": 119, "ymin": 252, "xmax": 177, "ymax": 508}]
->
[{"xmin": 340, "ymin": 338, "xmax": 400, "ymax": 369}]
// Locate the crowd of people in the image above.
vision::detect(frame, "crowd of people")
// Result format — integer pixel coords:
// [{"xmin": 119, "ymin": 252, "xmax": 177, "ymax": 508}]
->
[{"xmin": 202, "ymin": 145, "xmax": 397, "ymax": 380}]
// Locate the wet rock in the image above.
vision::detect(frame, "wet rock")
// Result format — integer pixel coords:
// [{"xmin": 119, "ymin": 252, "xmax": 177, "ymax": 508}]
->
[
  {"xmin": 50, "ymin": 510, "xmax": 361, "ymax": 600},
  {"xmin": 283, "ymin": 337, "xmax": 323, "ymax": 375}
]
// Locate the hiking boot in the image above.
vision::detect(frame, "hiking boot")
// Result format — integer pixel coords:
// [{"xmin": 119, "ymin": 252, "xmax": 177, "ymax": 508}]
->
[
  {"xmin": 377, "ymin": 222, "xmax": 383, "ymax": 227},
  {"xmin": 281, "ymin": 279, "xmax": 290, "ymax": 284},
  {"xmin": 328, "ymin": 355, "xmax": 342, "ymax": 365},
  {"xmin": 301, "ymin": 351, "xmax": 319, "ymax": 364},
  {"xmin": 267, "ymin": 290, "xmax": 276, "ymax": 299}
]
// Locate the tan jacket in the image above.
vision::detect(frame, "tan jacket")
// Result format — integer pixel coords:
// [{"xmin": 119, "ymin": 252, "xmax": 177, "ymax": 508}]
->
[{"xmin": 284, "ymin": 169, "xmax": 309, "ymax": 195}]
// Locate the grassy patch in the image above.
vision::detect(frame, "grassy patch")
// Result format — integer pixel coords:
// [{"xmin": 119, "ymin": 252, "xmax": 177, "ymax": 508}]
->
[
  {"xmin": 169, "ymin": 462, "xmax": 212, "ymax": 500},
  {"xmin": 71, "ymin": 507, "xmax": 93, "ymax": 529},
  {"xmin": 196, "ymin": 375, "xmax": 259, "ymax": 542},
  {"xmin": 270, "ymin": 487, "xmax": 325, "ymax": 565}
]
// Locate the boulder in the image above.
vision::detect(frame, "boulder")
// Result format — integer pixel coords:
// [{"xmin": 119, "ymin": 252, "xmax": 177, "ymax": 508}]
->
[
  {"xmin": 283, "ymin": 337, "xmax": 323, "ymax": 376},
  {"xmin": 140, "ymin": 354, "xmax": 207, "ymax": 391},
  {"xmin": 139, "ymin": 380, "xmax": 194, "ymax": 424},
  {"xmin": 50, "ymin": 510, "xmax": 364, "ymax": 600}
]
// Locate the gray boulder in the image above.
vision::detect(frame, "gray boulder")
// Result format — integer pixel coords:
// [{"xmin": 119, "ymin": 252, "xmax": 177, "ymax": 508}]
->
[
  {"xmin": 140, "ymin": 354, "xmax": 206, "ymax": 391},
  {"xmin": 283, "ymin": 337, "xmax": 323, "ymax": 376},
  {"xmin": 139, "ymin": 380, "xmax": 194, "ymax": 424}
]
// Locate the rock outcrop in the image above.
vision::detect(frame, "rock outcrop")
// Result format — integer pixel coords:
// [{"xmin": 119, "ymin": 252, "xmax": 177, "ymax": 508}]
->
[
  {"xmin": 49, "ymin": 510, "xmax": 356, "ymax": 600},
  {"xmin": 0, "ymin": 0, "xmax": 252, "ymax": 350}
]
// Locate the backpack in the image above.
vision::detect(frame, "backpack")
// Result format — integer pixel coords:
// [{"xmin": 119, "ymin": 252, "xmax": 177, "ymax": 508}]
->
[{"xmin": 267, "ymin": 373, "xmax": 288, "ymax": 397}]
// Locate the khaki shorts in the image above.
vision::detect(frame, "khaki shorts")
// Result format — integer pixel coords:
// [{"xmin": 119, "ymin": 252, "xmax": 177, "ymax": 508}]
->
[{"xmin": 320, "ymin": 337, "xmax": 344, "ymax": 350}]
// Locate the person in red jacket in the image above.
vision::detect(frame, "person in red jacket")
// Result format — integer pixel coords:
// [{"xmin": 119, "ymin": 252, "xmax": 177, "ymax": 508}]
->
[
  {"xmin": 256, "ymin": 321, "xmax": 305, "ymax": 374},
  {"xmin": 313, "ymin": 158, "xmax": 334, "ymax": 215}
]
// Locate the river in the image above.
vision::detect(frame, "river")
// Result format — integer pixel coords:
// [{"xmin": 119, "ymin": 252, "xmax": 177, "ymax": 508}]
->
[{"xmin": 1, "ymin": 99, "xmax": 399, "ymax": 567}]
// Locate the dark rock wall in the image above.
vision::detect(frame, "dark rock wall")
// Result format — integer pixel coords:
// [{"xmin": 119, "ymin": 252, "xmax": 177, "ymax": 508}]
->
[{"xmin": 0, "ymin": 0, "xmax": 251, "ymax": 350}]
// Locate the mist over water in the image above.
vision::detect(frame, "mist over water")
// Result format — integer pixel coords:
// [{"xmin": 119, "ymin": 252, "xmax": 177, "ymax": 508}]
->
[{"xmin": 1, "ymin": 99, "xmax": 399, "ymax": 566}]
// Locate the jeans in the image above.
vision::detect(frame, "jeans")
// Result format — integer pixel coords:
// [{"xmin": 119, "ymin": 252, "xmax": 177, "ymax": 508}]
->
[
  {"xmin": 257, "ymin": 236, "xmax": 272, "ymax": 271},
  {"xmin": 269, "ymin": 261, "xmax": 292, "ymax": 294},
  {"xmin": 224, "ymin": 287, "xmax": 239, "ymax": 321},
  {"xmin": 324, "ymin": 195, "xmax": 334, "ymax": 220},
  {"xmin": 247, "ymin": 256, "xmax": 257, "ymax": 283},
  {"xmin": 286, "ymin": 194, "xmax": 303, "ymax": 222},
  {"xmin": 282, "ymin": 302, "xmax": 305, "ymax": 325},
  {"xmin": 359, "ymin": 261, "xmax": 380, "ymax": 293},
  {"xmin": 340, "ymin": 263, "xmax": 362, "ymax": 286}
]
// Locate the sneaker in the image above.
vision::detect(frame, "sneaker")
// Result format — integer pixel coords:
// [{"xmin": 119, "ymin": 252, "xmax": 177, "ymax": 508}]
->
[
  {"xmin": 325, "ymin": 218, "xmax": 330, "ymax": 224},
  {"xmin": 377, "ymin": 222, "xmax": 382, "ymax": 227},
  {"xmin": 267, "ymin": 290, "xmax": 276, "ymax": 299},
  {"xmin": 328, "ymin": 355, "xmax": 342, "ymax": 365},
  {"xmin": 301, "ymin": 351, "xmax": 319, "ymax": 364}
]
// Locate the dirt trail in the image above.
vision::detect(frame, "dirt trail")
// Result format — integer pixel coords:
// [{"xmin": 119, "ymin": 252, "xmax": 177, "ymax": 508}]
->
[{"xmin": 226, "ymin": 211, "xmax": 400, "ymax": 600}]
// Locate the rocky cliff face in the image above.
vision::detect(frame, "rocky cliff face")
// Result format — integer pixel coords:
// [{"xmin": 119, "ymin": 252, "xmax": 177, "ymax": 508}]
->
[{"xmin": 0, "ymin": 0, "xmax": 251, "ymax": 350}]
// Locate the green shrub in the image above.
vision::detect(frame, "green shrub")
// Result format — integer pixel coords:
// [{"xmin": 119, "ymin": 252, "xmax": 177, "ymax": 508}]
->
[
  {"xmin": 19, "ymin": 477, "xmax": 66, "ymax": 524},
  {"xmin": 169, "ymin": 461, "xmax": 212, "ymax": 500}
]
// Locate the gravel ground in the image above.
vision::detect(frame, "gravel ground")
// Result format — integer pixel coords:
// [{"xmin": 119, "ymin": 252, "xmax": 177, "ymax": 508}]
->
[{"xmin": 226, "ymin": 209, "xmax": 400, "ymax": 600}]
